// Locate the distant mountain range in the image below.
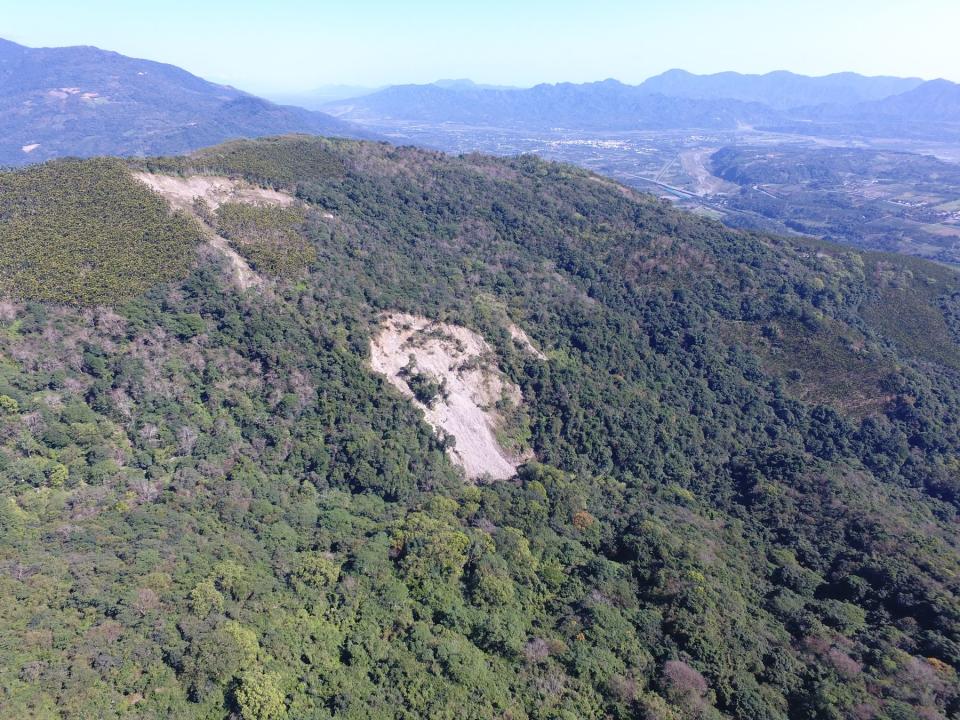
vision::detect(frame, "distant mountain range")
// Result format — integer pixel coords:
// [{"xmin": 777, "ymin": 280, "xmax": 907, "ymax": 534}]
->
[
  {"xmin": 325, "ymin": 70, "xmax": 960, "ymax": 140},
  {"xmin": 3, "ymin": 37, "xmax": 958, "ymax": 166},
  {"xmin": 325, "ymin": 78, "xmax": 779, "ymax": 131},
  {"xmin": 0, "ymin": 38, "xmax": 372, "ymax": 165},
  {"xmin": 635, "ymin": 69, "xmax": 923, "ymax": 109},
  {"xmin": 266, "ymin": 79, "xmax": 520, "ymax": 111}
]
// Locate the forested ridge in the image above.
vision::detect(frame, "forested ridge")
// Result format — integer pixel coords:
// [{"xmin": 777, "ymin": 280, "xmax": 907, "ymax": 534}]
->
[{"xmin": 0, "ymin": 135, "xmax": 958, "ymax": 719}]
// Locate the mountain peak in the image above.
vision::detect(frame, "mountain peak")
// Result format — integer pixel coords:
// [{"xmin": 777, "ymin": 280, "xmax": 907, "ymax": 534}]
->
[
  {"xmin": 862, "ymin": 77, "xmax": 960, "ymax": 122},
  {"xmin": 434, "ymin": 78, "xmax": 478, "ymax": 89},
  {"xmin": 919, "ymin": 77, "xmax": 959, "ymax": 90},
  {"xmin": 657, "ymin": 68, "xmax": 695, "ymax": 78}
]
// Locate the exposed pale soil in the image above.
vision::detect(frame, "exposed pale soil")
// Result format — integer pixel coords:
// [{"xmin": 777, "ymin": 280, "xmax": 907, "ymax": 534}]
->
[
  {"xmin": 508, "ymin": 323, "xmax": 546, "ymax": 359},
  {"xmin": 679, "ymin": 149, "xmax": 737, "ymax": 196},
  {"xmin": 132, "ymin": 172, "xmax": 293, "ymax": 212},
  {"xmin": 133, "ymin": 172, "xmax": 295, "ymax": 290},
  {"xmin": 370, "ymin": 312, "xmax": 528, "ymax": 480},
  {"xmin": 204, "ymin": 234, "xmax": 263, "ymax": 290}
]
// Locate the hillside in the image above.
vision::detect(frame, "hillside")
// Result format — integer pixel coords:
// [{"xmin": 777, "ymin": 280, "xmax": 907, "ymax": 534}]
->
[
  {"xmin": 0, "ymin": 136, "xmax": 959, "ymax": 720},
  {"xmin": 0, "ymin": 38, "xmax": 370, "ymax": 166}
]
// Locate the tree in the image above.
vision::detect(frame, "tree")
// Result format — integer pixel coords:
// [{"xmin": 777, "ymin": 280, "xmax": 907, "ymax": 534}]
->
[
  {"xmin": 189, "ymin": 579, "xmax": 224, "ymax": 617},
  {"xmin": 234, "ymin": 670, "xmax": 286, "ymax": 720}
]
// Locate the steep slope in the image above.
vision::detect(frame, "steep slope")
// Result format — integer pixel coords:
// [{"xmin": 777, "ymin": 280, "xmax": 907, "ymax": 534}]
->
[
  {"xmin": 0, "ymin": 38, "xmax": 370, "ymax": 165},
  {"xmin": 0, "ymin": 136, "xmax": 958, "ymax": 720},
  {"xmin": 369, "ymin": 311, "xmax": 530, "ymax": 480}
]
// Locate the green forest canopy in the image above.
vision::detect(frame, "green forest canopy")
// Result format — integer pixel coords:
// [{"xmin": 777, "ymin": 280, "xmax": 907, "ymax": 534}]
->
[{"xmin": 0, "ymin": 136, "xmax": 957, "ymax": 720}]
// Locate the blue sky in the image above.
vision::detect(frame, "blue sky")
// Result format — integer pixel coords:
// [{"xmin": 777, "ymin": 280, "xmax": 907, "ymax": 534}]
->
[{"xmin": 2, "ymin": 0, "xmax": 958, "ymax": 93}]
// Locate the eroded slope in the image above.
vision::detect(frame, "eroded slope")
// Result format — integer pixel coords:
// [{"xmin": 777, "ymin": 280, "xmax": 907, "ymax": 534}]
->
[
  {"xmin": 132, "ymin": 171, "xmax": 304, "ymax": 289},
  {"xmin": 131, "ymin": 172, "xmax": 294, "ymax": 212},
  {"xmin": 370, "ymin": 312, "xmax": 529, "ymax": 480}
]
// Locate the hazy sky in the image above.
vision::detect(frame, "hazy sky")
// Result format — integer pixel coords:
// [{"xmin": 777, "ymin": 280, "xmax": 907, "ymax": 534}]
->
[{"xmin": 3, "ymin": 0, "xmax": 959, "ymax": 93}]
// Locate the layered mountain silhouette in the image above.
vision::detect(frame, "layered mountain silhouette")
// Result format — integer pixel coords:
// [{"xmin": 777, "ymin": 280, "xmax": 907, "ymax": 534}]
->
[
  {"xmin": 3, "ymin": 37, "xmax": 958, "ymax": 163},
  {"xmin": 635, "ymin": 68, "xmax": 923, "ymax": 109},
  {"xmin": 325, "ymin": 70, "xmax": 960, "ymax": 140},
  {"xmin": 325, "ymin": 78, "xmax": 779, "ymax": 130}
]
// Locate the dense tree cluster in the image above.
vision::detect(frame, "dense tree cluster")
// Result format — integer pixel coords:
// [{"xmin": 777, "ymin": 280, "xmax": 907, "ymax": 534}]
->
[
  {"xmin": 0, "ymin": 158, "xmax": 202, "ymax": 305},
  {"xmin": 0, "ymin": 137, "xmax": 958, "ymax": 719},
  {"xmin": 214, "ymin": 202, "xmax": 316, "ymax": 277}
]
